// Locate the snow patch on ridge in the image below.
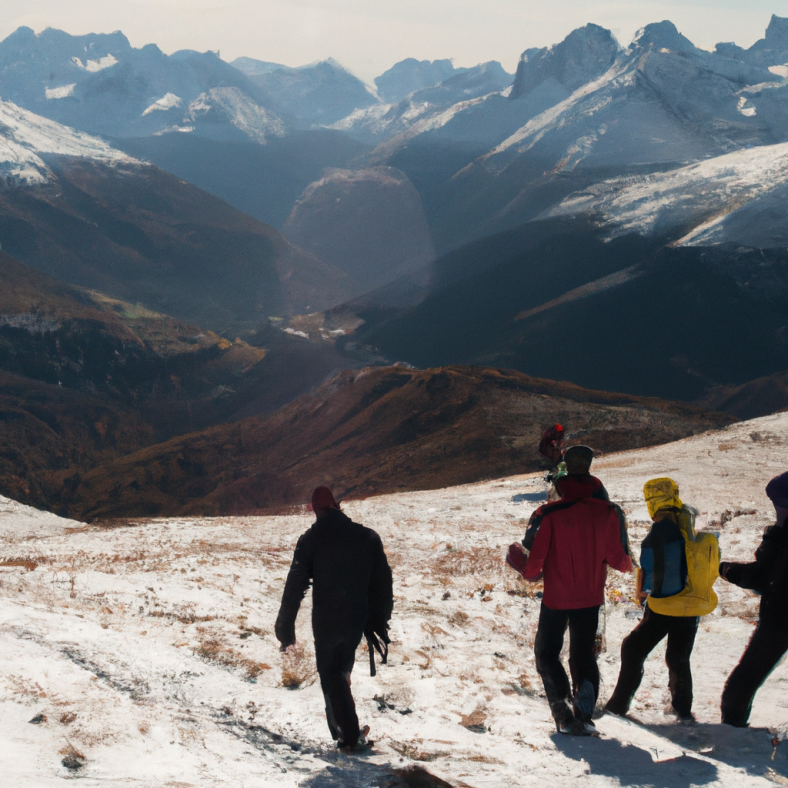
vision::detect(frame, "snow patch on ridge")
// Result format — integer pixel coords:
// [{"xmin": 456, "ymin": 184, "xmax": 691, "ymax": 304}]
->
[
  {"xmin": 142, "ymin": 93, "xmax": 183, "ymax": 116},
  {"xmin": 185, "ymin": 88, "xmax": 286, "ymax": 144},
  {"xmin": 71, "ymin": 53, "xmax": 118, "ymax": 72},
  {"xmin": 45, "ymin": 83, "xmax": 75, "ymax": 100}
]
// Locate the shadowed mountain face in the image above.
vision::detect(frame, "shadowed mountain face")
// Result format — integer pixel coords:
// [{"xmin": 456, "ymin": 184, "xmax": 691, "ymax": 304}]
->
[
  {"xmin": 63, "ymin": 365, "xmax": 734, "ymax": 520},
  {"xmin": 233, "ymin": 57, "xmax": 378, "ymax": 127},
  {"xmin": 510, "ymin": 23, "xmax": 620, "ymax": 100},
  {"xmin": 374, "ymin": 58, "xmax": 462, "ymax": 103},
  {"xmin": 0, "ymin": 156, "xmax": 346, "ymax": 331},
  {"xmin": 116, "ymin": 130, "xmax": 370, "ymax": 229},
  {"xmin": 344, "ymin": 222, "xmax": 788, "ymax": 403}
]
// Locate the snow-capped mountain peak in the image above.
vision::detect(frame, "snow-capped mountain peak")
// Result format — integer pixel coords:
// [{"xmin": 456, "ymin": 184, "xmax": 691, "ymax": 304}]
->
[{"xmin": 0, "ymin": 99, "xmax": 137, "ymax": 185}]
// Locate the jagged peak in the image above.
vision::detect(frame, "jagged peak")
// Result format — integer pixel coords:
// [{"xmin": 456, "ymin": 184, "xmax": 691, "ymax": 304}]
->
[
  {"xmin": 765, "ymin": 14, "xmax": 788, "ymax": 43},
  {"xmin": 630, "ymin": 20, "xmax": 697, "ymax": 54}
]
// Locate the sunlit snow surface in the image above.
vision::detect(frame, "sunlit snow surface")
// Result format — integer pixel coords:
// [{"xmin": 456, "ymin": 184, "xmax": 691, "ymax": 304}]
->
[
  {"xmin": 1, "ymin": 413, "xmax": 788, "ymax": 786},
  {"xmin": 142, "ymin": 93, "xmax": 183, "ymax": 116},
  {"xmin": 71, "ymin": 54, "xmax": 118, "ymax": 73},
  {"xmin": 0, "ymin": 99, "xmax": 137, "ymax": 185},
  {"xmin": 45, "ymin": 84, "xmax": 76, "ymax": 100},
  {"xmin": 544, "ymin": 141, "xmax": 788, "ymax": 246}
]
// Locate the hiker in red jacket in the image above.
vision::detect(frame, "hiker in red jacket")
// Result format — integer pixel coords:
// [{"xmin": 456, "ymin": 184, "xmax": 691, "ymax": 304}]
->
[{"xmin": 523, "ymin": 446, "xmax": 633, "ymax": 735}]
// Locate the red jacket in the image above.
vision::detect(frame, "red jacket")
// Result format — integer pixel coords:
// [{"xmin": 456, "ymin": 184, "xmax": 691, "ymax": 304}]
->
[{"xmin": 524, "ymin": 476, "xmax": 632, "ymax": 609}]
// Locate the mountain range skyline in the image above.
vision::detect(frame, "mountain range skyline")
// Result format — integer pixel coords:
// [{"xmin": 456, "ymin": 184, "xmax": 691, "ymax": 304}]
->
[{"xmin": 3, "ymin": 1, "xmax": 785, "ymax": 83}]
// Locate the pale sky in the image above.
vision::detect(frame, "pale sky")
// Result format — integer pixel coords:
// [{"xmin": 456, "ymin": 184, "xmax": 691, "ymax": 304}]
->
[{"xmin": 2, "ymin": 0, "xmax": 787, "ymax": 82}]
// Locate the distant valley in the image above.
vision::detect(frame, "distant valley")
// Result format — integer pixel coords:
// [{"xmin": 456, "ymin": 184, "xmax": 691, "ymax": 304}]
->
[{"xmin": 1, "ymin": 16, "xmax": 788, "ymax": 516}]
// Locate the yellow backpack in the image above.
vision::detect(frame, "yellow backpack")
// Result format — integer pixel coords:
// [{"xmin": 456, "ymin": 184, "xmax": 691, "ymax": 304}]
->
[{"xmin": 647, "ymin": 506, "xmax": 720, "ymax": 617}]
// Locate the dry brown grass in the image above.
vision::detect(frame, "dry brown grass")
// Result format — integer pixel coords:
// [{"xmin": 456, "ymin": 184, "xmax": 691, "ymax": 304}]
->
[
  {"xmin": 0, "ymin": 557, "xmax": 46, "ymax": 571},
  {"xmin": 433, "ymin": 547, "xmax": 503, "ymax": 578},
  {"xmin": 280, "ymin": 643, "xmax": 317, "ymax": 688},
  {"xmin": 193, "ymin": 630, "xmax": 271, "ymax": 679},
  {"xmin": 389, "ymin": 740, "xmax": 450, "ymax": 762}
]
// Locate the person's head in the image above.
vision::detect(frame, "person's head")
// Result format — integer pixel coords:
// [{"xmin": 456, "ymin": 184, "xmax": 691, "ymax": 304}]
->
[
  {"xmin": 311, "ymin": 486, "xmax": 340, "ymax": 518},
  {"xmin": 643, "ymin": 477, "xmax": 682, "ymax": 521},
  {"xmin": 563, "ymin": 445, "xmax": 594, "ymax": 475},
  {"xmin": 766, "ymin": 472, "xmax": 788, "ymax": 526}
]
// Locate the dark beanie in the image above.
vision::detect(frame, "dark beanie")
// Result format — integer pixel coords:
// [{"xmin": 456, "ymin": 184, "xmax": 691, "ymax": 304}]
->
[
  {"xmin": 766, "ymin": 473, "xmax": 788, "ymax": 509},
  {"xmin": 311, "ymin": 486, "xmax": 340, "ymax": 515},
  {"xmin": 564, "ymin": 445, "xmax": 594, "ymax": 475}
]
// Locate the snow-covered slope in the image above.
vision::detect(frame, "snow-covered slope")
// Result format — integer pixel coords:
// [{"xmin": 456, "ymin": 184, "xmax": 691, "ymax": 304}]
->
[
  {"xmin": 543, "ymin": 140, "xmax": 788, "ymax": 245},
  {"xmin": 181, "ymin": 87, "xmax": 287, "ymax": 143},
  {"xmin": 482, "ymin": 21, "xmax": 781, "ymax": 176},
  {"xmin": 331, "ymin": 61, "xmax": 512, "ymax": 145},
  {"xmin": 0, "ymin": 27, "xmax": 279, "ymax": 141},
  {"xmin": 1, "ymin": 413, "xmax": 788, "ymax": 785},
  {"xmin": 0, "ymin": 98, "xmax": 136, "ymax": 185}
]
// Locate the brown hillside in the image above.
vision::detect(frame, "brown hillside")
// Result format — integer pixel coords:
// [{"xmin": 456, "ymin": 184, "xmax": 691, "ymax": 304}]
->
[
  {"xmin": 66, "ymin": 365, "xmax": 735, "ymax": 520},
  {"xmin": 0, "ymin": 252, "xmax": 352, "ymax": 509},
  {"xmin": 698, "ymin": 370, "xmax": 788, "ymax": 420},
  {"xmin": 0, "ymin": 156, "xmax": 346, "ymax": 331}
]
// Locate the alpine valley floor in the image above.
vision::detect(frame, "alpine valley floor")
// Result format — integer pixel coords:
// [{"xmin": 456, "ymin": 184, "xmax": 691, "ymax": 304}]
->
[{"xmin": 1, "ymin": 413, "xmax": 788, "ymax": 786}]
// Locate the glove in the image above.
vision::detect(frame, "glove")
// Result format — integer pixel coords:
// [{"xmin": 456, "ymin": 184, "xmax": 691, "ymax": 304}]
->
[{"xmin": 506, "ymin": 543, "xmax": 528, "ymax": 577}]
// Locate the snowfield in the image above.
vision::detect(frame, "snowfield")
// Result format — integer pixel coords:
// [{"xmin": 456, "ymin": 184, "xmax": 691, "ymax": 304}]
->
[
  {"xmin": 542, "ymin": 141, "xmax": 788, "ymax": 246},
  {"xmin": 0, "ymin": 99, "xmax": 138, "ymax": 185},
  {"xmin": 1, "ymin": 412, "xmax": 788, "ymax": 786}
]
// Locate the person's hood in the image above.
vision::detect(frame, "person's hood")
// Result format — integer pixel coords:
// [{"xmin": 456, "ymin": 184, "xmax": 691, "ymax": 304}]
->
[
  {"xmin": 643, "ymin": 477, "xmax": 682, "ymax": 519},
  {"xmin": 555, "ymin": 474, "xmax": 604, "ymax": 501}
]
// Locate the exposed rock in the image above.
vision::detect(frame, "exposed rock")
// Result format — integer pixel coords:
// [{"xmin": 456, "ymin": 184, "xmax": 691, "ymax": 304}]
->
[
  {"xmin": 510, "ymin": 23, "xmax": 619, "ymax": 100},
  {"xmin": 375, "ymin": 58, "xmax": 460, "ymax": 104}
]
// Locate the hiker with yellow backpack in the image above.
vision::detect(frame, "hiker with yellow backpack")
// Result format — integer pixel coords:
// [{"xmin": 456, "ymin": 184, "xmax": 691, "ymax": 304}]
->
[{"xmin": 604, "ymin": 478, "xmax": 719, "ymax": 722}]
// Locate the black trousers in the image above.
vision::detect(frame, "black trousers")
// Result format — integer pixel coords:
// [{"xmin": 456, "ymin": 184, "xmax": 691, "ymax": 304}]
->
[
  {"xmin": 722, "ymin": 616, "xmax": 788, "ymax": 727},
  {"xmin": 315, "ymin": 639, "xmax": 360, "ymax": 746},
  {"xmin": 534, "ymin": 603, "xmax": 600, "ymax": 722},
  {"xmin": 606, "ymin": 605, "xmax": 698, "ymax": 718}
]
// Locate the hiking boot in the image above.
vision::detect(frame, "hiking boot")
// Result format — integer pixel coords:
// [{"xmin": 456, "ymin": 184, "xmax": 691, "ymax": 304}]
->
[
  {"xmin": 664, "ymin": 704, "xmax": 696, "ymax": 724},
  {"xmin": 558, "ymin": 718, "xmax": 598, "ymax": 737},
  {"xmin": 550, "ymin": 700, "xmax": 575, "ymax": 733},
  {"xmin": 337, "ymin": 725, "xmax": 371, "ymax": 752},
  {"xmin": 574, "ymin": 679, "xmax": 596, "ymax": 723}
]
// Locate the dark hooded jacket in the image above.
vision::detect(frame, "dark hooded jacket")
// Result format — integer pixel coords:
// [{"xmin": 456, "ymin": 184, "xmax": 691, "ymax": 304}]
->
[
  {"xmin": 721, "ymin": 522, "xmax": 788, "ymax": 622},
  {"xmin": 275, "ymin": 508, "xmax": 393, "ymax": 661}
]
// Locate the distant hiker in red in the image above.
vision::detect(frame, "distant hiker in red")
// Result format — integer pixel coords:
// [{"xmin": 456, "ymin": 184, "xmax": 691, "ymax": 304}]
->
[
  {"xmin": 521, "ymin": 446, "xmax": 632, "ymax": 735},
  {"xmin": 719, "ymin": 472, "xmax": 788, "ymax": 727},
  {"xmin": 275, "ymin": 486, "xmax": 393, "ymax": 750},
  {"xmin": 539, "ymin": 423, "xmax": 565, "ymax": 467}
]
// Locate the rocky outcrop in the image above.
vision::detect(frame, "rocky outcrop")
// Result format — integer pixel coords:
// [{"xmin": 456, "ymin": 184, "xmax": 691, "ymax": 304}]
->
[
  {"xmin": 374, "ymin": 58, "xmax": 460, "ymax": 103},
  {"xmin": 510, "ymin": 23, "xmax": 619, "ymax": 100}
]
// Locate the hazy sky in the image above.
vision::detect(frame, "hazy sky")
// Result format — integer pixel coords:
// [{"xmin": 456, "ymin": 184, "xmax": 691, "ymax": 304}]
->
[{"xmin": 2, "ymin": 1, "xmax": 786, "ymax": 81}]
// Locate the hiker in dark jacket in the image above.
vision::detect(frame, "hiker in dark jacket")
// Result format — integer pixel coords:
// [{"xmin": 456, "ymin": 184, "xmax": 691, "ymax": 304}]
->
[
  {"xmin": 275, "ymin": 486, "xmax": 393, "ymax": 749},
  {"xmin": 605, "ymin": 478, "xmax": 701, "ymax": 722},
  {"xmin": 519, "ymin": 446, "xmax": 633, "ymax": 735},
  {"xmin": 719, "ymin": 472, "xmax": 788, "ymax": 727}
]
